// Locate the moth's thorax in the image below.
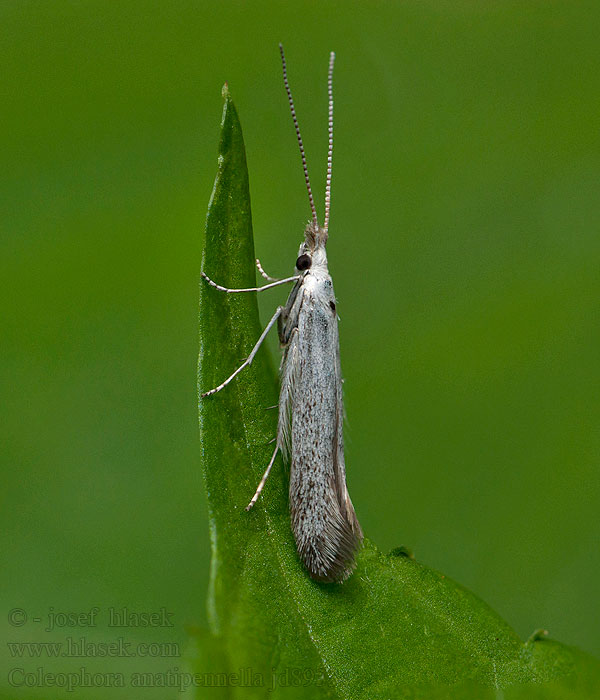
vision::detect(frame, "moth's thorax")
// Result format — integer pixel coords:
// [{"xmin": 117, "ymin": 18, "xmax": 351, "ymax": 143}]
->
[
  {"xmin": 301, "ymin": 255, "xmax": 334, "ymax": 307},
  {"xmin": 308, "ymin": 246, "xmax": 329, "ymax": 272}
]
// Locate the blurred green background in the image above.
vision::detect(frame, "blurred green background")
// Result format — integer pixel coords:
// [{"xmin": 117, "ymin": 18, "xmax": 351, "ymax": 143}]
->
[{"xmin": 2, "ymin": 1, "xmax": 599, "ymax": 697}]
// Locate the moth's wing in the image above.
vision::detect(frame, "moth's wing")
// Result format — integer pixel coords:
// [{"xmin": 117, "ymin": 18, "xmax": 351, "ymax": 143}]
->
[
  {"xmin": 333, "ymin": 323, "xmax": 363, "ymax": 540},
  {"xmin": 278, "ymin": 329, "xmax": 299, "ymax": 461},
  {"xmin": 277, "ymin": 282, "xmax": 305, "ymax": 461},
  {"xmin": 288, "ymin": 287, "xmax": 363, "ymax": 582}
]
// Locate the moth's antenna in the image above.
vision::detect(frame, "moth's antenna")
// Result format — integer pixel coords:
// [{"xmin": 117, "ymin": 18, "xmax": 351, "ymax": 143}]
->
[
  {"xmin": 323, "ymin": 51, "xmax": 335, "ymax": 235},
  {"xmin": 279, "ymin": 43, "xmax": 319, "ymax": 229}
]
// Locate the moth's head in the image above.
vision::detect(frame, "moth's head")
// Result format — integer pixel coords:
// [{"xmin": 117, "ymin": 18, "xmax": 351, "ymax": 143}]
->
[{"xmin": 296, "ymin": 222, "xmax": 328, "ymax": 272}]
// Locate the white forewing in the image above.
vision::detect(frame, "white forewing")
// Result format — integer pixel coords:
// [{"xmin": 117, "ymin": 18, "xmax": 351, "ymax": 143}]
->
[{"xmin": 277, "ymin": 257, "xmax": 362, "ymax": 582}]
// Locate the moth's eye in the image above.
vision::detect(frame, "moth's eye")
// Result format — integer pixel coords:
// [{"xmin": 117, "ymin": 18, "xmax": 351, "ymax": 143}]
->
[{"xmin": 295, "ymin": 254, "xmax": 312, "ymax": 271}]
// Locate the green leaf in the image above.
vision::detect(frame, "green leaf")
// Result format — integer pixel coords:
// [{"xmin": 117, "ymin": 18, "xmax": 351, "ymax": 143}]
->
[{"xmin": 194, "ymin": 86, "xmax": 600, "ymax": 699}]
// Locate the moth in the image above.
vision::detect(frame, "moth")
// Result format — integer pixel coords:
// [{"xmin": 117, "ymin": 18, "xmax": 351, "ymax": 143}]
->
[{"xmin": 202, "ymin": 45, "xmax": 362, "ymax": 582}]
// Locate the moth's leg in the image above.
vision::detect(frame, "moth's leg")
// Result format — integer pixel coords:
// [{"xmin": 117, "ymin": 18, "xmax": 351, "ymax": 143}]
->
[
  {"xmin": 278, "ymin": 286, "xmax": 303, "ymax": 345},
  {"xmin": 246, "ymin": 444, "xmax": 279, "ymax": 510},
  {"xmin": 277, "ymin": 308, "xmax": 288, "ymax": 344},
  {"xmin": 255, "ymin": 258, "xmax": 280, "ymax": 282},
  {"xmin": 201, "ymin": 306, "xmax": 284, "ymax": 397},
  {"xmin": 201, "ymin": 271, "xmax": 299, "ymax": 293}
]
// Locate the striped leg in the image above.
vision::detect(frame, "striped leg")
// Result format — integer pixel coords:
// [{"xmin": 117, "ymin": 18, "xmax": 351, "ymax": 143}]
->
[
  {"xmin": 201, "ymin": 306, "xmax": 283, "ymax": 397},
  {"xmin": 255, "ymin": 258, "xmax": 280, "ymax": 282},
  {"xmin": 201, "ymin": 271, "xmax": 298, "ymax": 293},
  {"xmin": 246, "ymin": 444, "xmax": 279, "ymax": 510}
]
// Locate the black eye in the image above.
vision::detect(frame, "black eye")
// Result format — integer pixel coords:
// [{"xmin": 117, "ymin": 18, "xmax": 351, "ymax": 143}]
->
[{"xmin": 295, "ymin": 254, "xmax": 312, "ymax": 271}]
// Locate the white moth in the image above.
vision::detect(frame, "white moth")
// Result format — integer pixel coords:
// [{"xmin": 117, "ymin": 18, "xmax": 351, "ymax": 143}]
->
[{"xmin": 202, "ymin": 44, "xmax": 362, "ymax": 582}]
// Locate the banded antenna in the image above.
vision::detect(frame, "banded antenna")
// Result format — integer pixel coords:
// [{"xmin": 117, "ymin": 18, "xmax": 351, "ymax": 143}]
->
[
  {"xmin": 279, "ymin": 45, "xmax": 336, "ymax": 237},
  {"xmin": 323, "ymin": 50, "xmax": 335, "ymax": 235}
]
